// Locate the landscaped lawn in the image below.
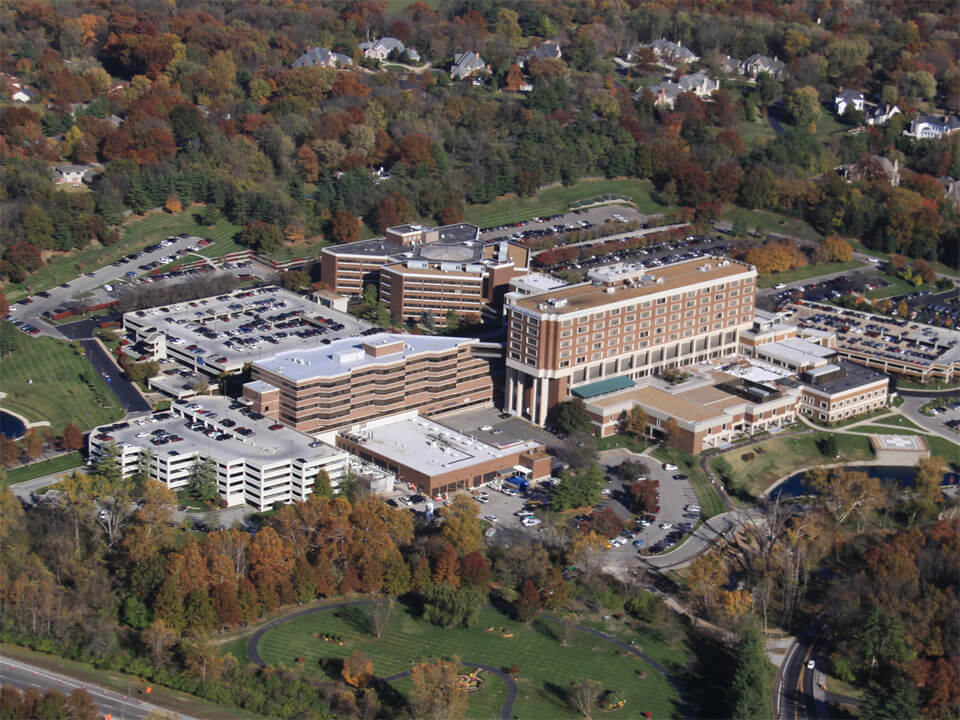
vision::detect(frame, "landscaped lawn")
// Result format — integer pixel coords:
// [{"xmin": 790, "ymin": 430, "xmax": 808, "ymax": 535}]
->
[
  {"xmin": 848, "ymin": 425, "xmax": 925, "ymax": 436},
  {"xmin": 463, "ymin": 179, "xmax": 673, "ymax": 229},
  {"xmin": 720, "ymin": 207, "xmax": 823, "ymax": 243},
  {"xmin": 756, "ymin": 260, "xmax": 864, "ymax": 288},
  {"xmin": 870, "ymin": 415, "xmax": 925, "ymax": 431},
  {"xmin": 0, "ymin": 334, "xmax": 123, "ymax": 432},
  {"xmin": 713, "ymin": 432, "xmax": 875, "ymax": 499},
  {"xmin": 1, "ymin": 452, "xmax": 85, "ymax": 490},
  {"xmin": 650, "ymin": 447, "xmax": 727, "ymax": 519},
  {"xmin": 596, "ymin": 433, "xmax": 650, "ymax": 453},
  {"xmin": 254, "ymin": 603, "xmax": 684, "ymax": 719},
  {"xmin": 927, "ymin": 436, "xmax": 960, "ymax": 466}
]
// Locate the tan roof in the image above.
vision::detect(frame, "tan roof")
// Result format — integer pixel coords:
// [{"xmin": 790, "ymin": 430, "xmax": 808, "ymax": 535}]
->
[
  {"xmin": 514, "ymin": 259, "xmax": 755, "ymax": 314},
  {"xmin": 590, "ymin": 385, "xmax": 727, "ymax": 423}
]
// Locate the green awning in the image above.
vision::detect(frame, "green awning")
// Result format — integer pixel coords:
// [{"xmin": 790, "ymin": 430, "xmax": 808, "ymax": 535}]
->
[{"xmin": 571, "ymin": 375, "xmax": 635, "ymax": 399}]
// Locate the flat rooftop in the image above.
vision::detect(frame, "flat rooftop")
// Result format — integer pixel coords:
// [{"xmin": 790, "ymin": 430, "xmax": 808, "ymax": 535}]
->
[
  {"xmin": 101, "ymin": 396, "xmax": 342, "ymax": 465},
  {"xmin": 123, "ymin": 285, "xmax": 365, "ymax": 374},
  {"xmin": 589, "ymin": 384, "xmax": 728, "ymax": 423},
  {"xmin": 514, "ymin": 258, "xmax": 756, "ymax": 314},
  {"xmin": 324, "ymin": 238, "xmax": 404, "ymax": 257},
  {"xmin": 805, "ymin": 359, "xmax": 888, "ymax": 394},
  {"xmin": 510, "ymin": 272, "xmax": 569, "ymax": 295},
  {"xmin": 342, "ymin": 415, "xmax": 541, "ymax": 478},
  {"xmin": 252, "ymin": 332, "xmax": 475, "ymax": 383},
  {"xmin": 436, "ymin": 223, "xmax": 480, "ymax": 243},
  {"xmin": 757, "ymin": 337, "xmax": 836, "ymax": 368}
]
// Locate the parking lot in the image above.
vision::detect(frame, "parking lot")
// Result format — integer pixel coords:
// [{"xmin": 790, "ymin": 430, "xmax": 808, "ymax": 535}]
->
[
  {"xmin": 122, "ymin": 285, "xmax": 369, "ymax": 374},
  {"xmin": 543, "ymin": 233, "xmax": 735, "ymax": 277},
  {"xmin": 479, "ymin": 205, "xmax": 651, "ymax": 243}
]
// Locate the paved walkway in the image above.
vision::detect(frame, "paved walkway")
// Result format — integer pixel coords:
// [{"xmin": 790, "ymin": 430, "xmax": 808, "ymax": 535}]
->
[{"xmin": 245, "ymin": 599, "xmax": 685, "ymax": 719}]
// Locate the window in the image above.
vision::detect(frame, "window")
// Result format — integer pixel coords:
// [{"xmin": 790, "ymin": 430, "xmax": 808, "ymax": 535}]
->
[
  {"xmin": 561, "ymin": 329, "xmax": 572, "ymax": 337},
  {"xmin": 560, "ymin": 339, "xmax": 572, "ymax": 348},
  {"xmin": 657, "ymin": 298, "xmax": 666, "ymax": 305}
]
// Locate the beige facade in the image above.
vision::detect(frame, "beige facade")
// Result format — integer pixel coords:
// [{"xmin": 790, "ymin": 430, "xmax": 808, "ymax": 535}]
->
[{"xmin": 504, "ymin": 258, "xmax": 758, "ymax": 425}]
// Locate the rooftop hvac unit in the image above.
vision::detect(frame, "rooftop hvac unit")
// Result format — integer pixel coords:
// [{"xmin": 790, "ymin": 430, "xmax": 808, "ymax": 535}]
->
[{"xmin": 605, "ymin": 287, "xmax": 616, "ymax": 294}]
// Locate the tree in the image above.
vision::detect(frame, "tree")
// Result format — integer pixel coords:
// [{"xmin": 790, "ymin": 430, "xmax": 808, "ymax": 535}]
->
[
  {"xmin": 373, "ymin": 192, "xmax": 413, "ymax": 232},
  {"xmin": 494, "ymin": 9, "xmax": 524, "ymax": 49},
  {"xmin": 164, "ymin": 192, "xmax": 181, "ymax": 214},
  {"xmin": 440, "ymin": 495, "xmax": 482, "ymax": 555},
  {"xmin": 423, "ymin": 583, "xmax": 483, "ymax": 628},
  {"xmin": 551, "ymin": 464, "xmax": 603, "ymax": 511},
  {"xmin": 861, "ymin": 672, "xmax": 919, "ymax": 720},
  {"xmin": 410, "ymin": 657, "xmax": 467, "ymax": 720},
  {"xmin": 622, "ymin": 405, "xmax": 648, "ymax": 439},
  {"xmin": 0, "ymin": 434, "xmax": 20, "ymax": 468},
  {"xmin": 686, "ymin": 552, "xmax": 725, "ymax": 617},
  {"xmin": 62, "ymin": 423, "xmax": 84, "ymax": 451},
  {"xmin": 516, "ymin": 578, "xmax": 542, "ymax": 621},
  {"xmin": 816, "ymin": 235, "xmax": 853, "ymax": 263},
  {"xmin": 0, "ymin": 288, "xmax": 8, "ymax": 318},
  {"xmin": 505, "ymin": 64, "xmax": 524, "ymax": 91},
  {"xmin": 629, "ymin": 479, "xmax": 658, "ymax": 514},
  {"xmin": 141, "ymin": 618, "xmax": 177, "ymax": 666},
  {"xmin": 281, "ymin": 269, "xmax": 309, "ymax": 292},
  {"xmin": 238, "ymin": 221, "xmax": 284, "ymax": 254},
  {"xmin": 189, "ymin": 456, "xmax": 219, "ymax": 504},
  {"xmin": 728, "ymin": 628, "xmax": 773, "ymax": 719},
  {"xmin": 912, "ymin": 455, "xmax": 945, "ymax": 520},
  {"xmin": 24, "ymin": 427, "xmax": 44, "ymax": 460},
  {"xmin": 313, "ymin": 469, "xmax": 335, "ymax": 499},
  {"xmin": 568, "ymin": 678, "xmax": 603, "ymax": 719},
  {"xmin": 368, "ymin": 595, "xmax": 393, "ymax": 639},
  {"xmin": 444, "ymin": 309, "xmax": 459, "ymax": 332},
  {"xmin": 330, "ymin": 210, "xmax": 361, "ymax": 244},
  {"xmin": 805, "ymin": 468, "xmax": 882, "ymax": 529},
  {"xmin": 552, "ymin": 399, "xmax": 591, "ymax": 434},
  {"xmin": 662, "ymin": 417, "xmax": 680, "ymax": 448},
  {"xmin": 342, "ymin": 651, "xmax": 375, "ymax": 688},
  {"xmin": 785, "ymin": 86, "xmax": 821, "ymax": 130},
  {"xmin": 65, "ymin": 688, "xmax": 99, "ymax": 720}
]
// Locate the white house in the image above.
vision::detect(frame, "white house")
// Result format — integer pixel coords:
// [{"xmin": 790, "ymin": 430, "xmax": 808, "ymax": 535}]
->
[
  {"xmin": 866, "ymin": 103, "xmax": 901, "ymax": 127},
  {"xmin": 53, "ymin": 164, "xmax": 94, "ymax": 186},
  {"xmin": 359, "ymin": 37, "xmax": 419, "ymax": 63},
  {"xmin": 11, "ymin": 86, "xmax": 36, "ymax": 103},
  {"xmin": 834, "ymin": 89, "xmax": 865, "ymax": 116},
  {"xmin": 450, "ymin": 51, "xmax": 487, "ymax": 80},
  {"xmin": 292, "ymin": 47, "xmax": 353, "ymax": 69},
  {"xmin": 904, "ymin": 115, "xmax": 960, "ymax": 140}
]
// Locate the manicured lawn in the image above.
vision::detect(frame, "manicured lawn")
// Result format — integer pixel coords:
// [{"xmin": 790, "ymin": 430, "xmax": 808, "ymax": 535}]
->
[
  {"xmin": 870, "ymin": 415, "xmax": 925, "ymax": 431},
  {"xmin": 712, "ymin": 432, "xmax": 875, "ymax": 499},
  {"xmin": 897, "ymin": 378, "xmax": 960, "ymax": 390},
  {"xmin": 721, "ymin": 207, "xmax": 823, "ymax": 243},
  {"xmin": 650, "ymin": 447, "xmax": 727, "ymax": 519},
  {"xmin": 596, "ymin": 433, "xmax": 650, "ymax": 453},
  {"xmin": 263, "ymin": 238, "xmax": 330, "ymax": 263},
  {"xmin": 927, "ymin": 436, "xmax": 960, "ymax": 466},
  {"xmin": 1, "ymin": 452, "xmax": 85, "ymax": 490},
  {"xmin": 122, "ymin": 209, "xmax": 244, "ymax": 258},
  {"xmin": 865, "ymin": 269, "xmax": 935, "ymax": 299},
  {"xmin": 757, "ymin": 260, "xmax": 865, "ymax": 288},
  {"xmin": 464, "ymin": 179, "xmax": 673, "ymax": 229},
  {"xmin": 734, "ymin": 120, "xmax": 777, "ymax": 148},
  {"xmin": 254, "ymin": 603, "xmax": 683, "ymax": 719},
  {"xmin": 848, "ymin": 425, "xmax": 924, "ymax": 436},
  {"xmin": 0, "ymin": 334, "xmax": 123, "ymax": 432}
]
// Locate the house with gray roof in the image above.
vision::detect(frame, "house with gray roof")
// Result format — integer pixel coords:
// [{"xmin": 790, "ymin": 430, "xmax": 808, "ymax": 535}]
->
[
  {"xmin": 518, "ymin": 42, "xmax": 562, "ymax": 67},
  {"xmin": 866, "ymin": 103, "xmax": 901, "ymax": 127},
  {"xmin": 292, "ymin": 47, "xmax": 353, "ymax": 69},
  {"xmin": 360, "ymin": 37, "xmax": 420, "ymax": 63},
  {"xmin": 450, "ymin": 51, "xmax": 487, "ymax": 79},
  {"xmin": 834, "ymin": 89, "xmax": 865, "ymax": 116},
  {"xmin": 738, "ymin": 54, "xmax": 787, "ymax": 80},
  {"xmin": 904, "ymin": 114, "xmax": 960, "ymax": 140},
  {"xmin": 641, "ymin": 71, "xmax": 719, "ymax": 109},
  {"xmin": 641, "ymin": 39, "xmax": 699, "ymax": 65}
]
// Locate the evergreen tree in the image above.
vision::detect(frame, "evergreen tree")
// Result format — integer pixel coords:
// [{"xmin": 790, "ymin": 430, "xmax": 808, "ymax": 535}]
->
[{"xmin": 728, "ymin": 627, "xmax": 773, "ymax": 719}]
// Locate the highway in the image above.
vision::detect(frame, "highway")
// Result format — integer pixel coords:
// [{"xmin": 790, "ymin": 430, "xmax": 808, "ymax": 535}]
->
[
  {"xmin": 0, "ymin": 655, "xmax": 200, "ymax": 720},
  {"xmin": 778, "ymin": 622, "xmax": 860, "ymax": 720}
]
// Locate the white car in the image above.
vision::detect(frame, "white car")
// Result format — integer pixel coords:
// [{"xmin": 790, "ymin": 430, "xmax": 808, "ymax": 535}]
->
[
  {"xmin": 515, "ymin": 510, "xmax": 534, "ymax": 518},
  {"xmin": 522, "ymin": 517, "xmax": 541, "ymax": 527},
  {"xmin": 479, "ymin": 425, "xmax": 493, "ymax": 432},
  {"xmin": 659, "ymin": 522, "xmax": 673, "ymax": 530},
  {"xmin": 135, "ymin": 432, "xmax": 149, "ymax": 438},
  {"xmin": 483, "ymin": 514, "xmax": 498, "ymax": 523},
  {"xmin": 662, "ymin": 463, "xmax": 678, "ymax": 471},
  {"xmin": 774, "ymin": 283, "xmax": 786, "ymax": 289},
  {"xmin": 806, "ymin": 659, "xmax": 816, "ymax": 670},
  {"xmin": 684, "ymin": 504, "xmax": 701, "ymax": 513},
  {"xmin": 600, "ymin": 488, "xmax": 611, "ymax": 495},
  {"xmin": 474, "ymin": 495, "xmax": 490, "ymax": 503}
]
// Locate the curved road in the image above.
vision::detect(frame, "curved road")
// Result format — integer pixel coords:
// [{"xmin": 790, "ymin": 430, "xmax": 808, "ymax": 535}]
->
[{"xmin": 246, "ymin": 600, "xmax": 684, "ymax": 719}]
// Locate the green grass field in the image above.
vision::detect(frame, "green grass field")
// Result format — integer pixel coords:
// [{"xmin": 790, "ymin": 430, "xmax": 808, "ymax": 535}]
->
[
  {"xmin": 757, "ymin": 260, "xmax": 864, "ymax": 288},
  {"xmin": 254, "ymin": 603, "xmax": 684, "ymax": 719},
  {"xmin": 651, "ymin": 447, "xmax": 727, "ymax": 518},
  {"xmin": 721, "ymin": 207, "xmax": 823, "ymax": 243},
  {"xmin": 596, "ymin": 433, "xmax": 650, "ymax": 453},
  {"xmin": 713, "ymin": 432, "xmax": 875, "ymax": 498},
  {"xmin": 463, "ymin": 179, "xmax": 673, "ymax": 229},
  {"xmin": 0, "ymin": 334, "xmax": 123, "ymax": 432},
  {"xmin": 928, "ymin": 436, "xmax": 960, "ymax": 466},
  {"xmin": 1, "ymin": 452, "xmax": 85, "ymax": 490},
  {"xmin": 869, "ymin": 415, "xmax": 925, "ymax": 431},
  {"xmin": 734, "ymin": 120, "xmax": 778, "ymax": 148}
]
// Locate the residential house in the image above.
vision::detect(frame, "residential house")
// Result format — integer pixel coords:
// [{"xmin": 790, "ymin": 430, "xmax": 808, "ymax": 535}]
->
[
  {"xmin": 736, "ymin": 54, "xmax": 787, "ymax": 80},
  {"xmin": 11, "ymin": 86, "xmax": 36, "ymax": 103},
  {"xmin": 292, "ymin": 47, "xmax": 353, "ymax": 69},
  {"xmin": 836, "ymin": 155, "xmax": 901, "ymax": 187},
  {"xmin": 53, "ymin": 164, "xmax": 94, "ymax": 185},
  {"xmin": 450, "ymin": 51, "xmax": 487, "ymax": 80},
  {"xmin": 904, "ymin": 114, "xmax": 960, "ymax": 140},
  {"xmin": 642, "ymin": 39, "xmax": 699, "ymax": 65},
  {"xmin": 643, "ymin": 71, "xmax": 719, "ymax": 109},
  {"xmin": 518, "ymin": 42, "xmax": 562, "ymax": 67},
  {"xmin": 834, "ymin": 89, "xmax": 865, "ymax": 116},
  {"xmin": 866, "ymin": 103, "xmax": 901, "ymax": 127},
  {"xmin": 939, "ymin": 177, "xmax": 960, "ymax": 210},
  {"xmin": 359, "ymin": 37, "xmax": 419, "ymax": 63}
]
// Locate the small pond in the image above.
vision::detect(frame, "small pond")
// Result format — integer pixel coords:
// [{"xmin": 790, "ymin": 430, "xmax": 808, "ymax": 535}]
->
[
  {"xmin": 0, "ymin": 410, "xmax": 26, "ymax": 439},
  {"xmin": 771, "ymin": 466, "xmax": 918, "ymax": 499}
]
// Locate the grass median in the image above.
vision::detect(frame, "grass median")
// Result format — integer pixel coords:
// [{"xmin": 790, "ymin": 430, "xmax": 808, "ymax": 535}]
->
[
  {"xmin": 650, "ymin": 447, "xmax": 727, "ymax": 519},
  {"xmin": 1, "ymin": 452, "xmax": 85, "ymax": 490}
]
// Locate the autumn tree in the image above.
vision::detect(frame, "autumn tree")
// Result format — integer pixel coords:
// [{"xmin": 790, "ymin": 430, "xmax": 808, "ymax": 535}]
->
[
  {"xmin": 805, "ymin": 467, "xmax": 882, "ymax": 529},
  {"xmin": 373, "ymin": 192, "xmax": 414, "ymax": 232},
  {"xmin": 368, "ymin": 595, "xmax": 393, "ymax": 639},
  {"xmin": 516, "ymin": 578, "xmax": 542, "ymax": 621},
  {"xmin": 505, "ymin": 64, "xmax": 524, "ymax": 91},
  {"xmin": 330, "ymin": 210, "xmax": 361, "ymax": 244},
  {"xmin": 622, "ymin": 405, "xmax": 648, "ymax": 439},
  {"xmin": 785, "ymin": 86, "xmax": 821, "ymax": 129},
  {"xmin": 62, "ymin": 423, "xmax": 84, "ymax": 451},
  {"xmin": 238, "ymin": 221, "xmax": 284, "ymax": 254},
  {"xmin": 911, "ymin": 455, "xmax": 946, "ymax": 520},
  {"xmin": 686, "ymin": 552, "xmax": 726, "ymax": 618},
  {"xmin": 410, "ymin": 657, "xmax": 467, "ymax": 720},
  {"xmin": 440, "ymin": 495, "xmax": 482, "ymax": 555},
  {"xmin": 815, "ymin": 235, "xmax": 853, "ymax": 263},
  {"xmin": 342, "ymin": 651, "xmax": 374, "ymax": 688},
  {"xmin": 164, "ymin": 192, "xmax": 181, "ymax": 213}
]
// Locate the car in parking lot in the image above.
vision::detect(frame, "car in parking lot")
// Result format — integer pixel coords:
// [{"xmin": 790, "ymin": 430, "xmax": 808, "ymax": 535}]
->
[
  {"xmin": 483, "ymin": 514, "xmax": 498, "ymax": 523},
  {"xmin": 521, "ymin": 517, "xmax": 541, "ymax": 528},
  {"xmin": 659, "ymin": 522, "xmax": 673, "ymax": 529},
  {"xmin": 662, "ymin": 463, "xmax": 678, "ymax": 471}
]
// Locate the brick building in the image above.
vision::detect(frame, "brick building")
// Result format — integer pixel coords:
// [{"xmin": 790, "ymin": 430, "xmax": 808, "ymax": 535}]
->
[
  {"xmin": 503, "ymin": 258, "xmax": 758, "ymax": 426},
  {"xmin": 243, "ymin": 333, "xmax": 493, "ymax": 435}
]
